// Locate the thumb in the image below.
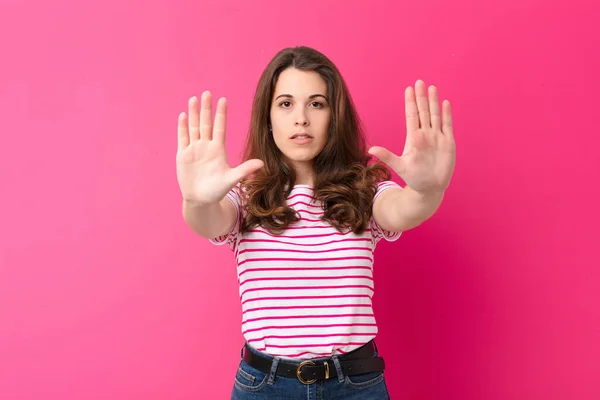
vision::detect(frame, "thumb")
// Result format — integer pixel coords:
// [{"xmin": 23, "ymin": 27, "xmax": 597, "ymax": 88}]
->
[
  {"xmin": 368, "ymin": 146, "xmax": 398, "ymax": 165},
  {"xmin": 228, "ymin": 159, "xmax": 264, "ymax": 183},
  {"xmin": 368, "ymin": 146, "xmax": 406, "ymax": 176}
]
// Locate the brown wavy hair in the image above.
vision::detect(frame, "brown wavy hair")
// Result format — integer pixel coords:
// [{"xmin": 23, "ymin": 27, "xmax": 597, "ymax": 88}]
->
[{"xmin": 240, "ymin": 46, "xmax": 391, "ymax": 235}]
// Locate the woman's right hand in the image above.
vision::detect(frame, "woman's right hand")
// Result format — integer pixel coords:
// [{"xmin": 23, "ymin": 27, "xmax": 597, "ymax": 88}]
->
[{"xmin": 176, "ymin": 91, "xmax": 264, "ymax": 206}]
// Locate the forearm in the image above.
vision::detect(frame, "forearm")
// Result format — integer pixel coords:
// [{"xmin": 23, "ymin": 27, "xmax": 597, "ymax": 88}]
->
[
  {"xmin": 386, "ymin": 186, "xmax": 444, "ymax": 231},
  {"xmin": 182, "ymin": 198, "xmax": 235, "ymax": 239}
]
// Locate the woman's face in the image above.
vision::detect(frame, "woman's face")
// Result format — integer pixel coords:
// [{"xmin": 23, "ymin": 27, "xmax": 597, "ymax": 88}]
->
[{"xmin": 270, "ymin": 68, "xmax": 332, "ymax": 173}]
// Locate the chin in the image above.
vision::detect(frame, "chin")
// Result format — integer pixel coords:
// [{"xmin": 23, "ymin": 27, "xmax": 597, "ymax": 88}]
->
[
  {"xmin": 282, "ymin": 152, "xmax": 319, "ymax": 164},
  {"xmin": 286, "ymin": 151, "xmax": 320, "ymax": 161}
]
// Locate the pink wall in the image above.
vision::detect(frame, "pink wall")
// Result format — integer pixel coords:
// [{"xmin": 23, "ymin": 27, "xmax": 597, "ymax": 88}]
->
[{"xmin": 1, "ymin": 0, "xmax": 598, "ymax": 398}]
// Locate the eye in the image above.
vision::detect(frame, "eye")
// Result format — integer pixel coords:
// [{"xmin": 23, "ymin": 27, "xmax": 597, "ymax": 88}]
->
[
  {"xmin": 311, "ymin": 101, "xmax": 325, "ymax": 108},
  {"xmin": 279, "ymin": 101, "xmax": 292, "ymax": 108}
]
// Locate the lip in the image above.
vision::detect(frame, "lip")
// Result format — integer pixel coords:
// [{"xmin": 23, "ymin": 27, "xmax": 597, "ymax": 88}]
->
[
  {"xmin": 290, "ymin": 133, "xmax": 313, "ymax": 145},
  {"xmin": 290, "ymin": 132, "xmax": 313, "ymax": 139}
]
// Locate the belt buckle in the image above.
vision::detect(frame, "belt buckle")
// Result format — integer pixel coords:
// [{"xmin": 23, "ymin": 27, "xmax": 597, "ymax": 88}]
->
[{"xmin": 296, "ymin": 360, "xmax": 317, "ymax": 384}]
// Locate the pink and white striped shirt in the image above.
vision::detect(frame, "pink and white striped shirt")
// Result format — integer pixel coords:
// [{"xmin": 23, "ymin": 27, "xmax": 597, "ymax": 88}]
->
[{"xmin": 210, "ymin": 181, "xmax": 402, "ymax": 360}]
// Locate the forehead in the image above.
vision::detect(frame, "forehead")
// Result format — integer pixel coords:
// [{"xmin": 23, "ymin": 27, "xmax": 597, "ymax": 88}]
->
[{"xmin": 273, "ymin": 68, "xmax": 327, "ymax": 96}]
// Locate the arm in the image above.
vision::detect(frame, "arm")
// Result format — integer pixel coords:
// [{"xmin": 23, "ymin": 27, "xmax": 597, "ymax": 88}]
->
[
  {"xmin": 373, "ymin": 186, "xmax": 444, "ymax": 232},
  {"xmin": 176, "ymin": 92, "xmax": 263, "ymax": 241},
  {"xmin": 182, "ymin": 197, "xmax": 237, "ymax": 239},
  {"xmin": 369, "ymin": 80, "xmax": 455, "ymax": 232}
]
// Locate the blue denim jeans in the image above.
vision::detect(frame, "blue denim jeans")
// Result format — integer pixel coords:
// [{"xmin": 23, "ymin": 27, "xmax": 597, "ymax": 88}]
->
[{"xmin": 230, "ymin": 342, "xmax": 391, "ymax": 399}]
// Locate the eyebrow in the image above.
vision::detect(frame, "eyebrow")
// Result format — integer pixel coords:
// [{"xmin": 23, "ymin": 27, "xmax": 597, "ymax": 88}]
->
[{"xmin": 274, "ymin": 94, "xmax": 329, "ymax": 101}]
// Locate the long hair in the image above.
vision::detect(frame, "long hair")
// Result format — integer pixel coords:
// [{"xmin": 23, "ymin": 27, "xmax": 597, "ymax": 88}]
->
[{"xmin": 240, "ymin": 46, "xmax": 391, "ymax": 235}]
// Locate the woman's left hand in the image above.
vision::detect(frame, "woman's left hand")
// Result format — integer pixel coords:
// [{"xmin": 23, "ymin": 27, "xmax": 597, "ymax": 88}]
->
[{"xmin": 368, "ymin": 80, "xmax": 456, "ymax": 195}]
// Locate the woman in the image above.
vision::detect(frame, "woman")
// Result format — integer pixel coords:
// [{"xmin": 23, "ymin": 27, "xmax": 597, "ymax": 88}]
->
[{"xmin": 176, "ymin": 46, "xmax": 455, "ymax": 399}]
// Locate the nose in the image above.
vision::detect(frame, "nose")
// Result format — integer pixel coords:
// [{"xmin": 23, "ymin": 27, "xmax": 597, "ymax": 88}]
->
[{"xmin": 294, "ymin": 109, "xmax": 309, "ymax": 127}]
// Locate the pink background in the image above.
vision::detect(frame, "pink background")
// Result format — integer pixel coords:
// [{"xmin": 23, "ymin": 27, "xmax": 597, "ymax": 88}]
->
[{"xmin": 1, "ymin": 0, "xmax": 599, "ymax": 399}]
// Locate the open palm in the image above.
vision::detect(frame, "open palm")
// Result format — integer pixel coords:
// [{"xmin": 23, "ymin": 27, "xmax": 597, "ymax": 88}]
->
[
  {"xmin": 176, "ymin": 92, "xmax": 263, "ymax": 205},
  {"xmin": 369, "ymin": 80, "xmax": 456, "ymax": 194}
]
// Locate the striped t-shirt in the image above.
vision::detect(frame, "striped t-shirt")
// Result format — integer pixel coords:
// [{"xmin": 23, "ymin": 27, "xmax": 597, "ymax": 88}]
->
[{"xmin": 209, "ymin": 181, "xmax": 402, "ymax": 360}]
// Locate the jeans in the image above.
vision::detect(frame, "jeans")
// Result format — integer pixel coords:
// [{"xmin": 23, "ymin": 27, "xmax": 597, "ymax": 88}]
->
[{"xmin": 230, "ymin": 342, "xmax": 391, "ymax": 399}]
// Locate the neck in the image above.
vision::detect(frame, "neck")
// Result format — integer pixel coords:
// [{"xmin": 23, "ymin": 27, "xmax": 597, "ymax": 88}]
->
[{"xmin": 292, "ymin": 161, "xmax": 315, "ymax": 186}]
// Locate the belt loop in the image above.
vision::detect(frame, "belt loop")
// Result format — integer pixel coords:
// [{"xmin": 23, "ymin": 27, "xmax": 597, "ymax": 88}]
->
[
  {"xmin": 267, "ymin": 357, "xmax": 280, "ymax": 385},
  {"xmin": 331, "ymin": 355, "xmax": 344, "ymax": 383}
]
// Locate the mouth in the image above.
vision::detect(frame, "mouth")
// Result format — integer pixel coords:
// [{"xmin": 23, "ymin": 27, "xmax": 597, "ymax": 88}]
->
[
  {"xmin": 290, "ymin": 133, "xmax": 314, "ymax": 145},
  {"xmin": 290, "ymin": 133, "xmax": 313, "ymax": 139}
]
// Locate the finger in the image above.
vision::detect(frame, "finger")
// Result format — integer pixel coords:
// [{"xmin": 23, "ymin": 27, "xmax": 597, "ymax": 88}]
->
[
  {"xmin": 368, "ymin": 146, "xmax": 399, "ymax": 167},
  {"xmin": 213, "ymin": 97, "xmax": 227, "ymax": 144},
  {"xmin": 405, "ymin": 86, "xmax": 419, "ymax": 132},
  {"xmin": 177, "ymin": 112, "xmax": 189, "ymax": 151},
  {"xmin": 188, "ymin": 96, "xmax": 200, "ymax": 142},
  {"xmin": 442, "ymin": 100, "xmax": 454, "ymax": 140},
  {"xmin": 429, "ymin": 85, "xmax": 441, "ymax": 131},
  {"xmin": 200, "ymin": 91, "xmax": 213, "ymax": 140},
  {"xmin": 415, "ymin": 80, "xmax": 430, "ymax": 128},
  {"xmin": 369, "ymin": 146, "xmax": 407, "ymax": 177},
  {"xmin": 228, "ymin": 159, "xmax": 265, "ymax": 183}
]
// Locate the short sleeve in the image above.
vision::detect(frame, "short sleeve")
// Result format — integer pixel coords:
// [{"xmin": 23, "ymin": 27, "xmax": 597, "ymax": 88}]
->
[
  {"xmin": 371, "ymin": 181, "xmax": 403, "ymax": 245},
  {"xmin": 208, "ymin": 184, "xmax": 243, "ymax": 249}
]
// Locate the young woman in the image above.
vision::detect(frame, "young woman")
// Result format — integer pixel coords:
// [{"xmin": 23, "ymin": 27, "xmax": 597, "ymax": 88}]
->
[{"xmin": 176, "ymin": 46, "xmax": 455, "ymax": 399}]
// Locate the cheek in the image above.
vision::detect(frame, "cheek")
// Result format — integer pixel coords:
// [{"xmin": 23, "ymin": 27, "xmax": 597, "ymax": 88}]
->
[
  {"xmin": 272, "ymin": 131, "xmax": 290, "ymax": 152},
  {"xmin": 316, "ymin": 116, "xmax": 331, "ymax": 140},
  {"xmin": 318, "ymin": 112, "xmax": 332, "ymax": 131}
]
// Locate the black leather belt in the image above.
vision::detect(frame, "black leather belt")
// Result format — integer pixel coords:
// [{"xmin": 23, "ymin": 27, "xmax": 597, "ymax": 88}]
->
[{"xmin": 242, "ymin": 340, "xmax": 385, "ymax": 385}]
